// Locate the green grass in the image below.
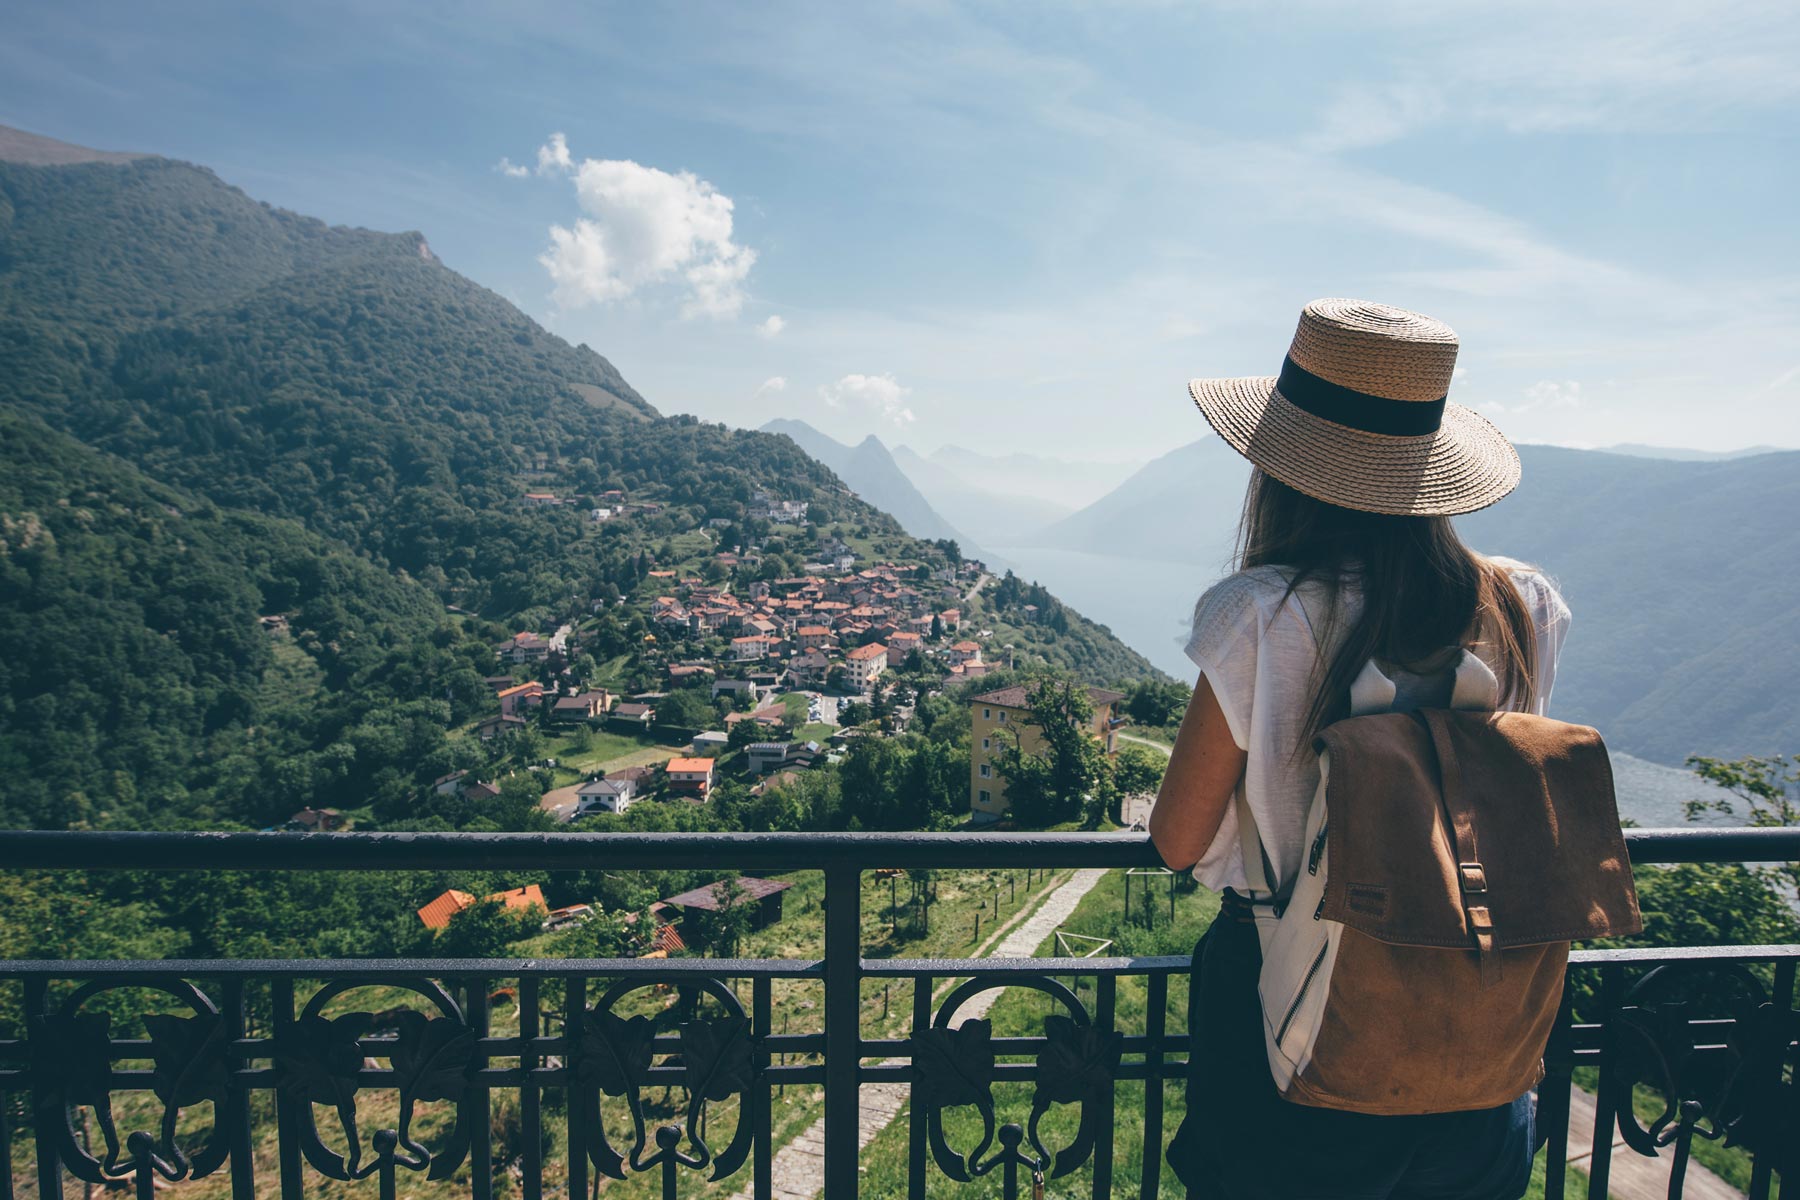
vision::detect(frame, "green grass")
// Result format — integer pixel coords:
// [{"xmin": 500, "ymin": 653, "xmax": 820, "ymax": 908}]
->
[
  {"xmin": 772, "ymin": 691, "xmax": 812, "ymax": 725},
  {"xmin": 538, "ymin": 727, "xmax": 678, "ymax": 786},
  {"xmin": 854, "ymin": 868, "xmax": 1216, "ymax": 1196}
]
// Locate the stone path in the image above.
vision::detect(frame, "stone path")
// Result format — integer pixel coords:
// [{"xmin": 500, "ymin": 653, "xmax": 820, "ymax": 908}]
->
[
  {"xmin": 1562, "ymin": 1085, "xmax": 1740, "ymax": 1200},
  {"xmin": 733, "ymin": 868, "xmax": 1112, "ymax": 1200}
]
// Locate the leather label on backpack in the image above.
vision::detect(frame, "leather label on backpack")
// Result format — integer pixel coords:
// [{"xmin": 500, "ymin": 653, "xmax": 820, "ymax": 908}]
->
[{"xmin": 1345, "ymin": 883, "xmax": 1389, "ymax": 919}]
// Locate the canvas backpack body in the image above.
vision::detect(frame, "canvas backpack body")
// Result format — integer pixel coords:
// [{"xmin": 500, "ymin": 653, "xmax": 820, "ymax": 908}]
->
[{"xmin": 1238, "ymin": 598, "xmax": 1641, "ymax": 1115}]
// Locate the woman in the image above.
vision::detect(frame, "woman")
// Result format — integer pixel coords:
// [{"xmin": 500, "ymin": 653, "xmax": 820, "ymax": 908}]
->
[{"xmin": 1151, "ymin": 299, "xmax": 1570, "ymax": 1199}]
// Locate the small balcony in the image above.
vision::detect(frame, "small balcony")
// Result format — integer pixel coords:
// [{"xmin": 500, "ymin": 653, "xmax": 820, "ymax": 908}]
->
[{"xmin": 0, "ymin": 828, "xmax": 1794, "ymax": 1200}]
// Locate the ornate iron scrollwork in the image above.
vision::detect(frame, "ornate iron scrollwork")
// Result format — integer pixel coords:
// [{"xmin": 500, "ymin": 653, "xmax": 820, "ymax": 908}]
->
[
  {"xmin": 575, "ymin": 977, "xmax": 759, "ymax": 1188},
  {"xmin": 909, "ymin": 977, "xmax": 1122, "ymax": 1195},
  {"xmin": 1610, "ymin": 960, "xmax": 1796, "ymax": 1179},
  {"xmin": 30, "ymin": 980, "xmax": 236, "ymax": 1190},
  {"xmin": 273, "ymin": 978, "xmax": 478, "ymax": 1187}
]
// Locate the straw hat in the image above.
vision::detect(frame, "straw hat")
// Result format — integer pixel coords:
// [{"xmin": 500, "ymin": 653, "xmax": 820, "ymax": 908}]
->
[{"xmin": 1188, "ymin": 298, "xmax": 1519, "ymax": 516}]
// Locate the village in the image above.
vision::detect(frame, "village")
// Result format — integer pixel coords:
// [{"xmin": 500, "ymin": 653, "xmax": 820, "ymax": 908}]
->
[{"xmin": 324, "ymin": 483, "xmax": 1162, "ymax": 957}]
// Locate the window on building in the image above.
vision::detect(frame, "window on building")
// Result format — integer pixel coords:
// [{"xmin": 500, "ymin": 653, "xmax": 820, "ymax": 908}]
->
[
  {"xmin": 999, "ymin": 711, "xmax": 1008, "ymax": 723},
  {"xmin": 981, "ymin": 737, "xmax": 990, "ymax": 750},
  {"xmin": 978, "ymin": 789, "xmax": 990, "ymax": 805},
  {"xmin": 979, "ymin": 763, "xmax": 991, "ymax": 778},
  {"xmin": 982, "ymin": 707, "xmax": 991, "ymax": 720}
]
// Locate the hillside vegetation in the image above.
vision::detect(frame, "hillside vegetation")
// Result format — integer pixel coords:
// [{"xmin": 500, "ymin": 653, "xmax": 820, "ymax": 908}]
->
[{"xmin": 0, "ymin": 139, "xmax": 1159, "ymax": 836}]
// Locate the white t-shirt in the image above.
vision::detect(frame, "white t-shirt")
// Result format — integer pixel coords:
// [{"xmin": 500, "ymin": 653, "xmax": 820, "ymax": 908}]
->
[{"xmin": 1176, "ymin": 559, "xmax": 1572, "ymax": 894}]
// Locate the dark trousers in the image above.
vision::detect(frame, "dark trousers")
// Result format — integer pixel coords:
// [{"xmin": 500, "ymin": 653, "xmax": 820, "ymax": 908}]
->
[{"xmin": 1167, "ymin": 901, "xmax": 1537, "ymax": 1200}]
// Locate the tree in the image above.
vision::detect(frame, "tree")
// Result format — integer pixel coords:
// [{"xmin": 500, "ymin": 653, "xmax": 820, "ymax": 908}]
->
[
  {"xmin": 1685, "ymin": 753, "xmax": 1799, "ymax": 892},
  {"xmin": 1123, "ymin": 679, "xmax": 1190, "ymax": 729},
  {"xmin": 657, "ymin": 687, "xmax": 717, "ymax": 731},
  {"xmin": 1112, "ymin": 742, "xmax": 1167, "ymax": 807},
  {"xmin": 436, "ymin": 898, "xmax": 544, "ymax": 958},
  {"xmin": 690, "ymin": 877, "xmax": 756, "ymax": 956},
  {"xmin": 992, "ymin": 675, "xmax": 1114, "ymax": 828}
]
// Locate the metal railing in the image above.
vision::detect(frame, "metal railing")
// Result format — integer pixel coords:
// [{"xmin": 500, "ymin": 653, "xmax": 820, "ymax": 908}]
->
[{"xmin": 0, "ymin": 828, "xmax": 1794, "ymax": 1200}]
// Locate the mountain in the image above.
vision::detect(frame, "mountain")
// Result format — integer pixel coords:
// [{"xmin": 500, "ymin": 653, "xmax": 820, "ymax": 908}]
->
[
  {"xmin": 1600, "ymin": 443, "xmax": 1790, "ymax": 461},
  {"xmin": 1034, "ymin": 436, "xmax": 1252, "ymax": 572},
  {"xmin": 758, "ymin": 419, "xmax": 973, "ymax": 549},
  {"xmin": 1030, "ymin": 438, "xmax": 1800, "ymax": 764},
  {"xmin": 1458, "ymin": 446, "xmax": 1800, "ymax": 764},
  {"xmin": 0, "ymin": 128, "xmax": 1163, "ymax": 828},
  {"xmin": 923, "ymin": 445, "xmax": 1142, "ymax": 510},
  {"xmin": 888, "ymin": 444, "xmax": 1070, "ymax": 546}
]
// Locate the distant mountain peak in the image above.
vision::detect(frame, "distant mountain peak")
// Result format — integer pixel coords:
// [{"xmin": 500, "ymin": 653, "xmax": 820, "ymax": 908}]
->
[
  {"xmin": 759, "ymin": 418, "xmax": 976, "ymax": 552},
  {"xmin": 0, "ymin": 124, "xmax": 148, "ymax": 166}
]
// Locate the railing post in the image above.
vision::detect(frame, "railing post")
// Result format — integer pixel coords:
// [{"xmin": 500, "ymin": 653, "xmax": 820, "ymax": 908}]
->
[
  {"xmin": 1138, "ymin": 971, "xmax": 1168, "ymax": 1200},
  {"xmin": 1585, "ymin": 965, "xmax": 1624, "ymax": 1200},
  {"xmin": 823, "ymin": 864, "xmax": 863, "ymax": 1196},
  {"xmin": 23, "ymin": 979, "xmax": 57, "ymax": 1200}
]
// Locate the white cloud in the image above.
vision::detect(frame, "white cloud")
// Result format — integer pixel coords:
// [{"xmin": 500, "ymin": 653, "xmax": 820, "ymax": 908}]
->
[
  {"xmin": 536, "ymin": 132, "xmax": 572, "ymax": 175},
  {"xmin": 821, "ymin": 373, "xmax": 915, "ymax": 425},
  {"xmin": 757, "ymin": 314, "xmax": 786, "ymax": 338},
  {"xmin": 1303, "ymin": 82, "xmax": 1445, "ymax": 154},
  {"xmin": 495, "ymin": 157, "xmax": 530, "ymax": 178},
  {"xmin": 754, "ymin": 376, "xmax": 787, "ymax": 398},
  {"xmin": 529, "ymin": 134, "xmax": 757, "ymax": 318}
]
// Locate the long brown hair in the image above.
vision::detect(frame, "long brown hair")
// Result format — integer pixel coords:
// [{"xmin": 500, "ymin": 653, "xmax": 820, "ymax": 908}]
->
[{"xmin": 1234, "ymin": 470, "xmax": 1538, "ymax": 744}]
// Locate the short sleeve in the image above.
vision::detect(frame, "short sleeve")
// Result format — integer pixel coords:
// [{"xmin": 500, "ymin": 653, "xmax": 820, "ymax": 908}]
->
[
  {"xmin": 1183, "ymin": 575, "xmax": 1266, "ymax": 751},
  {"xmin": 1512, "ymin": 567, "xmax": 1572, "ymax": 713}
]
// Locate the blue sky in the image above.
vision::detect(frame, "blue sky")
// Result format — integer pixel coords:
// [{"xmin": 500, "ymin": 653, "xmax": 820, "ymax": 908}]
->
[{"xmin": 6, "ymin": 1, "xmax": 1798, "ymax": 459}]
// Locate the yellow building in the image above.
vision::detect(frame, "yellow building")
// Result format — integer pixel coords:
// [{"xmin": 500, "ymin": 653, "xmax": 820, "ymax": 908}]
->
[{"xmin": 968, "ymin": 684, "xmax": 1124, "ymax": 823}]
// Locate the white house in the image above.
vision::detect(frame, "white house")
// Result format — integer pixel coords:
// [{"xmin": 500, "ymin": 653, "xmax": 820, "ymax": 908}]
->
[
  {"xmin": 845, "ymin": 641, "xmax": 888, "ymax": 692},
  {"xmin": 577, "ymin": 775, "xmax": 638, "ymax": 816}
]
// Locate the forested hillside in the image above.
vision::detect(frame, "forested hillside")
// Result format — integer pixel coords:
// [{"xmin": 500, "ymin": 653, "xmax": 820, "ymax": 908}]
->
[{"xmin": 0, "ymin": 132, "xmax": 1159, "ymax": 836}]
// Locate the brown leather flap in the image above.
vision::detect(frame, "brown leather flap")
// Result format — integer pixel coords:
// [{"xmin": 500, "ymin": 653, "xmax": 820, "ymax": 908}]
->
[{"xmin": 1317, "ymin": 710, "xmax": 1642, "ymax": 948}]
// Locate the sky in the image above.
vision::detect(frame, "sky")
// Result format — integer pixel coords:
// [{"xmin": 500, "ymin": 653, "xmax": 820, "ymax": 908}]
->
[{"xmin": 5, "ymin": 1, "xmax": 1798, "ymax": 461}]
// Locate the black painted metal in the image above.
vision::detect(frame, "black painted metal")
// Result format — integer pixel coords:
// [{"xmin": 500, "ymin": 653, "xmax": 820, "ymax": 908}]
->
[
  {"xmin": 1, "ymin": 825, "xmax": 1796, "ymax": 873},
  {"xmin": 0, "ymin": 828, "xmax": 1794, "ymax": 1198}
]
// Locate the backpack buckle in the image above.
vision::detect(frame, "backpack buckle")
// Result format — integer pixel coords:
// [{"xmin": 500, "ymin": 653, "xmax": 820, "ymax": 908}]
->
[{"xmin": 1458, "ymin": 862, "xmax": 1488, "ymax": 894}]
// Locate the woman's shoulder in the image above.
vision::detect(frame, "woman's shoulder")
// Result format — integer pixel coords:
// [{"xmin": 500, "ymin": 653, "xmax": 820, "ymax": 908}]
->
[
  {"xmin": 1194, "ymin": 565, "xmax": 1298, "ymax": 618},
  {"xmin": 1486, "ymin": 555, "xmax": 1572, "ymax": 625}
]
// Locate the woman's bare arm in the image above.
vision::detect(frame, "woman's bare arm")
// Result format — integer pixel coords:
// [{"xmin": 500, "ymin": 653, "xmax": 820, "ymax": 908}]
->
[{"xmin": 1148, "ymin": 676, "xmax": 1248, "ymax": 871}]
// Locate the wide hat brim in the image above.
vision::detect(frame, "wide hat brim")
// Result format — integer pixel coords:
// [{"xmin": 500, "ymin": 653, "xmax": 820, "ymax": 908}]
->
[{"xmin": 1188, "ymin": 374, "xmax": 1521, "ymax": 517}]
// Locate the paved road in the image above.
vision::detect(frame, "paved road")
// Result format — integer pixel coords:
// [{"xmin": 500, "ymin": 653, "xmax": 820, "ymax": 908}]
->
[
  {"xmin": 963, "ymin": 572, "xmax": 991, "ymax": 604},
  {"xmin": 734, "ymin": 868, "xmax": 1111, "ymax": 1200}
]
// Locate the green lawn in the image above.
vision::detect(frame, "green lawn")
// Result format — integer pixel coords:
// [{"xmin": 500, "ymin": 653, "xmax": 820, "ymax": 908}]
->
[{"xmin": 537, "ymin": 727, "xmax": 680, "ymax": 787}]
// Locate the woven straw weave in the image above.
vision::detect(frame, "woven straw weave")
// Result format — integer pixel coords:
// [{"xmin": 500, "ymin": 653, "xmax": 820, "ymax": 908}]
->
[{"xmin": 1188, "ymin": 298, "xmax": 1519, "ymax": 517}]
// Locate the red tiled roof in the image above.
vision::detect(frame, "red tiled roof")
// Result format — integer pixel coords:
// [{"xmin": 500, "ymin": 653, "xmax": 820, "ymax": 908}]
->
[
  {"xmin": 846, "ymin": 642, "xmax": 887, "ymax": 661},
  {"xmin": 486, "ymin": 884, "xmax": 547, "ymax": 915},
  {"xmin": 666, "ymin": 757, "xmax": 716, "ymax": 774},
  {"xmin": 417, "ymin": 889, "xmax": 474, "ymax": 931}
]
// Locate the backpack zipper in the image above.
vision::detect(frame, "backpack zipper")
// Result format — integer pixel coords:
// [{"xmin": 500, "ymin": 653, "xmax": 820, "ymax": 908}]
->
[
  {"xmin": 1307, "ymin": 823, "xmax": 1329, "ymax": 875},
  {"xmin": 1275, "ymin": 940, "xmax": 1330, "ymax": 1046}
]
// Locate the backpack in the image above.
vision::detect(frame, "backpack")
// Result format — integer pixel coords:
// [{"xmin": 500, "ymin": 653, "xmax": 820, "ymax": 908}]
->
[{"xmin": 1236, "ymin": 592, "xmax": 1642, "ymax": 1114}]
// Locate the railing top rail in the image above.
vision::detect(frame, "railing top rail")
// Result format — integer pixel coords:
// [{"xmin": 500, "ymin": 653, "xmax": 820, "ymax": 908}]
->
[{"xmin": 0, "ymin": 826, "xmax": 1792, "ymax": 871}]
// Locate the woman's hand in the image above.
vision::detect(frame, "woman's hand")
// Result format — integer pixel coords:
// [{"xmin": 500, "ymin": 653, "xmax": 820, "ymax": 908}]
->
[{"xmin": 1148, "ymin": 675, "xmax": 1248, "ymax": 872}]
